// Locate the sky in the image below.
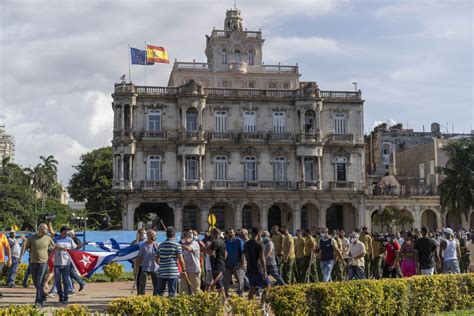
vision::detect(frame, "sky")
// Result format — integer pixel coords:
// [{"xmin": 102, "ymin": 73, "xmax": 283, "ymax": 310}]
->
[{"xmin": 0, "ymin": 0, "xmax": 473, "ymax": 184}]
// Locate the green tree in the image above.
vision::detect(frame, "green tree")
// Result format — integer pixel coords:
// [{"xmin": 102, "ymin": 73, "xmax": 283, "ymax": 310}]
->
[
  {"xmin": 68, "ymin": 147, "xmax": 120, "ymax": 228},
  {"xmin": 372, "ymin": 206, "xmax": 398, "ymax": 233},
  {"xmin": 437, "ymin": 136, "xmax": 474, "ymax": 223},
  {"xmin": 394, "ymin": 211, "xmax": 414, "ymax": 231}
]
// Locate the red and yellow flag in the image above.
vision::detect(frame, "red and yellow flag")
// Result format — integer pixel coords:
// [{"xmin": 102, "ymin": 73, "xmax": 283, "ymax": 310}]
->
[{"xmin": 146, "ymin": 45, "xmax": 169, "ymax": 64}]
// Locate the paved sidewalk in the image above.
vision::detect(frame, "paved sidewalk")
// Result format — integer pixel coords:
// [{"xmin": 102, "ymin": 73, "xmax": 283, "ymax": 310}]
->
[{"xmin": 0, "ymin": 281, "xmax": 136, "ymax": 313}]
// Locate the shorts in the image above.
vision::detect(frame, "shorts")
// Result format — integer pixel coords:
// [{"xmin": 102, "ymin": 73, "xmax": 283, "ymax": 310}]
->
[
  {"xmin": 247, "ymin": 273, "xmax": 269, "ymax": 288},
  {"xmin": 48, "ymin": 253, "xmax": 54, "ymax": 272},
  {"xmin": 212, "ymin": 270, "xmax": 224, "ymax": 290}
]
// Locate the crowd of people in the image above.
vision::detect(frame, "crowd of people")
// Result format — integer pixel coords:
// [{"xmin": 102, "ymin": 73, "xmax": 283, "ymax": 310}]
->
[
  {"xmin": 0, "ymin": 221, "xmax": 473, "ymax": 307},
  {"xmin": 130, "ymin": 224, "xmax": 474, "ymax": 302}
]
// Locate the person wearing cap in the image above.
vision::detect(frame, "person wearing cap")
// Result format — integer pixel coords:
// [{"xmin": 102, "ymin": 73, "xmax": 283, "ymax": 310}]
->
[
  {"xmin": 6, "ymin": 231, "xmax": 22, "ymax": 288},
  {"xmin": 439, "ymin": 228, "xmax": 461, "ymax": 274},
  {"xmin": 51, "ymin": 226, "xmax": 77, "ymax": 305}
]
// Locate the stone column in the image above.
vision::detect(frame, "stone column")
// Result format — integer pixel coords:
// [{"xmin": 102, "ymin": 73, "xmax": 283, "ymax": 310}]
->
[
  {"xmin": 357, "ymin": 200, "xmax": 366, "ymax": 229},
  {"xmin": 126, "ymin": 201, "xmax": 138, "ymax": 230},
  {"xmin": 260, "ymin": 204, "xmax": 269, "ymax": 231},
  {"xmin": 234, "ymin": 203, "xmax": 243, "ymax": 229},
  {"xmin": 317, "ymin": 156, "xmax": 322, "ymax": 190},
  {"xmin": 319, "ymin": 203, "xmax": 329, "ymax": 228},
  {"xmin": 414, "ymin": 205, "xmax": 422, "ymax": 230},
  {"xmin": 181, "ymin": 155, "xmax": 186, "ymax": 188},
  {"xmin": 128, "ymin": 155, "xmax": 133, "ymax": 186},
  {"xmin": 181, "ymin": 107, "xmax": 186, "ymax": 129},
  {"xmin": 461, "ymin": 213, "xmax": 469, "ymax": 230},
  {"xmin": 173, "ymin": 206, "xmax": 183, "ymax": 232},
  {"xmin": 200, "ymin": 205, "xmax": 209, "ymax": 232},
  {"xmin": 129, "ymin": 105, "xmax": 133, "ymax": 131},
  {"xmin": 119, "ymin": 154, "xmax": 124, "ymax": 182},
  {"xmin": 293, "ymin": 207, "xmax": 302, "ymax": 234},
  {"xmin": 301, "ymin": 155, "xmax": 305, "ymax": 182},
  {"xmin": 197, "ymin": 107, "xmax": 203, "ymax": 130},
  {"xmin": 122, "ymin": 209, "xmax": 128, "ymax": 230},
  {"xmin": 198, "ymin": 155, "xmax": 203, "ymax": 189},
  {"xmin": 120, "ymin": 106, "xmax": 125, "ymax": 131}
]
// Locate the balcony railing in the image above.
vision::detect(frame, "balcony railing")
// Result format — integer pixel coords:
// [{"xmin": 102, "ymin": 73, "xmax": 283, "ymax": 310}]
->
[
  {"xmin": 113, "ymin": 180, "xmax": 134, "ymax": 190},
  {"xmin": 205, "ymin": 88, "xmax": 295, "ymax": 98},
  {"xmin": 210, "ymin": 180, "xmax": 245, "ymax": 189},
  {"xmin": 141, "ymin": 180, "xmax": 168, "ymax": 190},
  {"xmin": 141, "ymin": 131, "xmax": 169, "ymax": 140},
  {"xmin": 296, "ymin": 132, "xmax": 321, "ymax": 142},
  {"xmin": 178, "ymin": 131, "xmax": 205, "ymax": 141},
  {"xmin": 259, "ymin": 181, "xmax": 292, "ymax": 190},
  {"xmin": 297, "ymin": 181, "xmax": 320, "ymax": 190},
  {"xmin": 229, "ymin": 62, "xmax": 247, "ymax": 74},
  {"xmin": 329, "ymin": 181, "xmax": 355, "ymax": 190},
  {"xmin": 239, "ymin": 132, "xmax": 266, "ymax": 142},
  {"xmin": 263, "ymin": 64, "xmax": 298, "ymax": 74},
  {"xmin": 211, "ymin": 30, "xmax": 262, "ymax": 39},
  {"xmin": 135, "ymin": 86, "xmax": 178, "ymax": 95},
  {"xmin": 178, "ymin": 180, "xmax": 200, "ymax": 189},
  {"xmin": 269, "ymin": 132, "xmax": 292, "ymax": 141},
  {"xmin": 175, "ymin": 62, "xmax": 210, "ymax": 71},
  {"xmin": 325, "ymin": 134, "xmax": 354, "ymax": 144},
  {"xmin": 320, "ymin": 91, "xmax": 361, "ymax": 100},
  {"xmin": 209, "ymin": 132, "xmax": 233, "ymax": 141}
]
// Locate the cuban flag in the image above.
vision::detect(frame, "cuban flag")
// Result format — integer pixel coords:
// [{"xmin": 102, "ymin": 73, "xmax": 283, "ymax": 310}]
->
[{"xmin": 68, "ymin": 241, "xmax": 143, "ymax": 278}]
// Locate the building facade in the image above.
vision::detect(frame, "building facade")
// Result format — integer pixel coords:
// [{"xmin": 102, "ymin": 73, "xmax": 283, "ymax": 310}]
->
[
  {"xmin": 0, "ymin": 125, "xmax": 15, "ymax": 163},
  {"xmin": 112, "ymin": 9, "xmax": 366, "ymax": 233}
]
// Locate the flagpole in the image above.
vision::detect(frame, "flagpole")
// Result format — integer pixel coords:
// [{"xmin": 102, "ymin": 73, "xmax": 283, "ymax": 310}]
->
[
  {"xmin": 128, "ymin": 43, "xmax": 132, "ymax": 83},
  {"xmin": 144, "ymin": 41, "xmax": 147, "ymax": 86}
]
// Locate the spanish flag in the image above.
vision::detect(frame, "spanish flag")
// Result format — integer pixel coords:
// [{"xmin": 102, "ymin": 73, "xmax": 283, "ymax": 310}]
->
[{"xmin": 146, "ymin": 45, "xmax": 169, "ymax": 64}]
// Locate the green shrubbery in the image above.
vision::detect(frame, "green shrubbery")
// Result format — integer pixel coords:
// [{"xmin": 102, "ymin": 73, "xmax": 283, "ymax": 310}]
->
[
  {"xmin": 106, "ymin": 292, "xmax": 261, "ymax": 316},
  {"xmin": 267, "ymin": 274, "xmax": 474, "ymax": 316},
  {"xmin": 103, "ymin": 262, "xmax": 124, "ymax": 282},
  {"xmin": 52, "ymin": 304, "xmax": 90, "ymax": 316},
  {"xmin": 0, "ymin": 305, "xmax": 41, "ymax": 316}
]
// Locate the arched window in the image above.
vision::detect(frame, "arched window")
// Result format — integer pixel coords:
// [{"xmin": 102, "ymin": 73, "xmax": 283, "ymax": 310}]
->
[
  {"xmin": 234, "ymin": 49, "xmax": 241, "ymax": 63},
  {"xmin": 334, "ymin": 113, "xmax": 346, "ymax": 134},
  {"xmin": 268, "ymin": 81, "xmax": 277, "ymax": 89},
  {"xmin": 248, "ymin": 81, "xmax": 256, "ymax": 89},
  {"xmin": 147, "ymin": 109, "xmax": 161, "ymax": 131},
  {"xmin": 273, "ymin": 156, "xmax": 287, "ymax": 181},
  {"xmin": 221, "ymin": 48, "xmax": 228, "ymax": 64},
  {"xmin": 335, "ymin": 157, "xmax": 347, "ymax": 181},
  {"xmin": 244, "ymin": 156, "xmax": 257, "ymax": 181},
  {"xmin": 273, "ymin": 111, "xmax": 286, "ymax": 133},
  {"xmin": 185, "ymin": 156, "xmax": 198, "ymax": 180},
  {"xmin": 186, "ymin": 108, "xmax": 198, "ymax": 131},
  {"xmin": 304, "ymin": 110, "xmax": 316, "ymax": 132},
  {"xmin": 248, "ymin": 49, "xmax": 255, "ymax": 65},
  {"xmin": 214, "ymin": 111, "xmax": 228, "ymax": 132},
  {"xmin": 148, "ymin": 155, "xmax": 161, "ymax": 180},
  {"xmin": 283, "ymin": 82, "xmax": 290, "ymax": 89},
  {"xmin": 214, "ymin": 156, "xmax": 228, "ymax": 180}
]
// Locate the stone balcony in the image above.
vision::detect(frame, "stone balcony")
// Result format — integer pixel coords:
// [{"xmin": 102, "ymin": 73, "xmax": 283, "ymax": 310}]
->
[
  {"xmin": 263, "ymin": 64, "xmax": 298, "ymax": 74},
  {"xmin": 229, "ymin": 62, "xmax": 247, "ymax": 74},
  {"xmin": 239, "ymin": 132, "xmax": 266, "ymax": 143},
  {"xmin": 178, "ymin": 180, "xmax": 202, "ymax": 190},
  {"xmin": 268, "ymin": 132, "xmax": 293, "ymax": 143},
  {"xmin": 178, "ymin": 131, "xmax": 206, "ymax": 142},
  {"xmin": 297, "ymin": 181, "xmax": 321, "ymax": 190},
  {"xmin": 113, "ymin": 180, "xmax": 134, "ymax": 190},
  {"xmin": 208, "ymin": 132, "xmax": 234, "ymax": 142},
  {"xmin": 325, "ymin": 133, "xmax": 354, "ymax": 145},
  {"xmin": 141, "ymin": 180, "xmax": 168, "ymax": 190},
  {"xmin": 296, "ymin": 132, "xmax": 321, "ymax": 143},
  {"xmin": 174, "ymin": 61, "xmax": 210, "ymax": 71},
  {"xmin": 210, "ymin": 180, "xmax": 292, "ymax": 190},
  {"xmin": 211, "ymin": 29, "xmax": 262, "ymax": 39},
  {"xmin": 329, "ymin": 181, "xmax": 355, "ymax": 191},
  {"xmin": 141, "ymin": 131, "xmax": 169, "ymax": 141}
]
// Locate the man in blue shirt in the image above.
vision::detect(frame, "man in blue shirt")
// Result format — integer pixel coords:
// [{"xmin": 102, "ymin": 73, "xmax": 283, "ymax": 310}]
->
[
  {"xmin": 223, "ymin": 229, "xmax": 245, "ymax": 298},
  {"xmin": 156, "ymin": 227, "xmax": 187, "ymax": 297}
]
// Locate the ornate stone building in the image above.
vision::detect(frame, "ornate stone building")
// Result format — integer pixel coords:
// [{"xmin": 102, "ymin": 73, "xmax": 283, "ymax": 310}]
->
[{"xmin": 112, "ymin": 8, "xmax": 366, "ymax": 233}]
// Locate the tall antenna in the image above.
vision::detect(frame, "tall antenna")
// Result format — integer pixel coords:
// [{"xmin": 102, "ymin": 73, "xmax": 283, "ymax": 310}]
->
[{"xmin": 234, "ymin": 0, "xmax": 237, "ymax": 9}]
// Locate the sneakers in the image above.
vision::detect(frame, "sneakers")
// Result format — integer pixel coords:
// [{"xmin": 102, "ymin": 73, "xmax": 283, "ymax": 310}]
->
[
  {"xmin": 47, "ymin": 292, "xmax": 56, "ymax": 298},
  {"xmin": 59, "ymin": 300, "xmax": 68, "ymax": 306},
  {"xmin": 79, "ymin": 283, "xmax": 85, "ymax": 292},
  {"xmin": 68, "ymin": 291, "xmax": 76, "ymax": 296}
]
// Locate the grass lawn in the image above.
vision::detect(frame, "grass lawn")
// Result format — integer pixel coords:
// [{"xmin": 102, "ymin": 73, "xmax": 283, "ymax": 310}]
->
[
  {"xmin": 433, "ymin": 311, "xmax": 474, "ymax": 316},
  {"xmin": 87, "ymin": 271, "xmax": 134, "ymax": 282}
]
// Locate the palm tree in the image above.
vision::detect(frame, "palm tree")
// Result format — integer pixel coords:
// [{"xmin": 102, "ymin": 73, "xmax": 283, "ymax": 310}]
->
[
  {"xmin": 38, "ymin": 155, "xmax": 59, "ymax": 211},
  {"xmin": 437, "ymin": 136, "xmax": 474, "ymax": 225}
]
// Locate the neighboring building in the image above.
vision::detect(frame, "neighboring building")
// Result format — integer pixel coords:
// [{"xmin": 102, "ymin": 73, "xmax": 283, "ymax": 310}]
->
[
  {"xmin": 0, "ymin": 125, "xmax": 15, "ymax": 162},
  {"xmin": 112, "ymin": 8, "xmax": 366, "ymax": 233},
  {"xmin": 68, "ymin": 200, "xmax": 86, "ymax": 210}
]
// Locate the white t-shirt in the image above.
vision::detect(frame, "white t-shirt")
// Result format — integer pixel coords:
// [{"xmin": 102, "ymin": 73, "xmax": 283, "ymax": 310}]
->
[{"xmin": 349, "ymin": 240, "xmax": 366, "ymax": 267}]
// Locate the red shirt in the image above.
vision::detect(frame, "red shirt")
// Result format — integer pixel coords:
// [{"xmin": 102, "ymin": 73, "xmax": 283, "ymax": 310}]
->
[{"xmin": 385, "ymin": 241, "xmax": 400, "ymax": 266}]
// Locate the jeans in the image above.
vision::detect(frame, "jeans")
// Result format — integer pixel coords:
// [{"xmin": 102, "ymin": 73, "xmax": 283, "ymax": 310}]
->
[
  {"xmin": 22, "ymin": 264, "xmax": 31, "ymax": 287},
  {"xmin": 295, "ymin": 257, "xmax": 305, "ymax": 283},
  {"xmin": 223, "ymin": 267, "xmax": 245, "ymax": 297},
  {"xmin": 266, "ymin": 264, "xmax": 285, "ymax": 286},
  {"xmin": 282, "ymin": 258, "xmax": 295, "ymax": 284},
  {"xmin": 7, "ymin": 257, "xmax": 20, "ymax": 285},
  {"xmin": 320, "ymin": 260, "xmax": 335, "ymax": 282},
  {"xmin": 138, "ymin": 270, "xmax": 159, "ymax": 295},
  {"xmin": 156, "ymin": 277, "xmax": 179, "ymax": 297},
  {"xmin": 364, "ymin": 254, "xmax": 371, "ymax": 279},
  {"xmin": 54, "ymin": 265, "xmax": 71, "ymax": 302},
  {"xmin": 443, "ymin": 259, "xmax": 460, "ymax": 274},
  {"xmin": 371, "ymin": 257, "xmax": 383, "ymax": 279},
  {"xmin": 348, "ymin": 265, "xmax": 365, "ymax": 280},
  {"xmin": 30, "ymin": 263, "xmax": 48, "ymax": 304},
  {"xmin": 68, "ymin": 262, "xmax": 84, "ymax": 292}
]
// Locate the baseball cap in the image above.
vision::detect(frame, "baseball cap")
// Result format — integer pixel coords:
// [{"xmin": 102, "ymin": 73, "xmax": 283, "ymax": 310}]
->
[{"xmin": 60, "ymin": 226, "xmax": 71, "ymax": 233}]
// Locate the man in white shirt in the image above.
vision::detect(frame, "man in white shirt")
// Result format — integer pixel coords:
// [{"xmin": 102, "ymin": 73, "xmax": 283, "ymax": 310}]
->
[
  {"xmin": 180, "ymin": 230, "xmax": 201, "ymax": 294},
  {"xmin": 348, "ymin": 232, "xmax": 366, "ymax": 280}
]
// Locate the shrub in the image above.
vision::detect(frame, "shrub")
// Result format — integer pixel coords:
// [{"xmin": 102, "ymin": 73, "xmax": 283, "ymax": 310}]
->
[
  {"xmin": 1, "ymin": 263, "xmax": 32, "ymax": 286},
  {"xmin": 103, "ymin": 262, "xmax": 124, "ymax": 282},
  {"xmin": 228, "ymin": 295, "xmax": 262, "ymax": 316},
  {"xmin": 52, "ymin": 304, "xmax": 90, "ymax": 316},
  {"xmin": 268, "ymin": 273, "xmax": 474, "ymax": 316},
  {"xmin": 0, "ymin": 305, "xmax": 42, "ymax": 316}
]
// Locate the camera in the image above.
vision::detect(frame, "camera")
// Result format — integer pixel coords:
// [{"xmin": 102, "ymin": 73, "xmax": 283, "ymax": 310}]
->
[{"xmin": 44, "ymin": 214, "xmax": 56, "ymax": 221}]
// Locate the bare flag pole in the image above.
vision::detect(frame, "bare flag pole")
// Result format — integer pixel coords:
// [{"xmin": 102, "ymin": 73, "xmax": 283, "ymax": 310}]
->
[
  {"xmin": 144, "ymin": 41, "xmax": 147, "ymax": 87},
  {"xmin": 128, "ymin": 43, "xmax": 132, "ymax": 83}
]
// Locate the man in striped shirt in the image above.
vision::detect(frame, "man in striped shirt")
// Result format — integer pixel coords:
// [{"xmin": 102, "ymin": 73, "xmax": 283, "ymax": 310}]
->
[{"xmin": 156, "ymin": 227, "xmax": 186, "ymax": 297}]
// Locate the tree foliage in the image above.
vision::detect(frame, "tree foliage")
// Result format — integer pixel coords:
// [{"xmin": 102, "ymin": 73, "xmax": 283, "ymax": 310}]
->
[
  {"xmin": 68, "ymin": 146, "xmax": 120, "ymax": 228},
  {"xmin": 372, "ymin": 206, "xmax": 414, "ymax": 232},
  {"xmin": 437, "ymin": 136, "xmax": 474, "ymax": 218}
]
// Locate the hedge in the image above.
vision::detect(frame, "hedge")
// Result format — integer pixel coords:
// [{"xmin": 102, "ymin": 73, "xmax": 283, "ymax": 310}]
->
[
  {"xmin": 0, "ymin": 304, "xmax": 88, "ymax": 316},
  {"xmin": 267, "ymin": 273, "xmax": 474, "ymax": 316},
  {"xmin": 106, "ymin": 292, "xmax": 262, "ymax": 316}
]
